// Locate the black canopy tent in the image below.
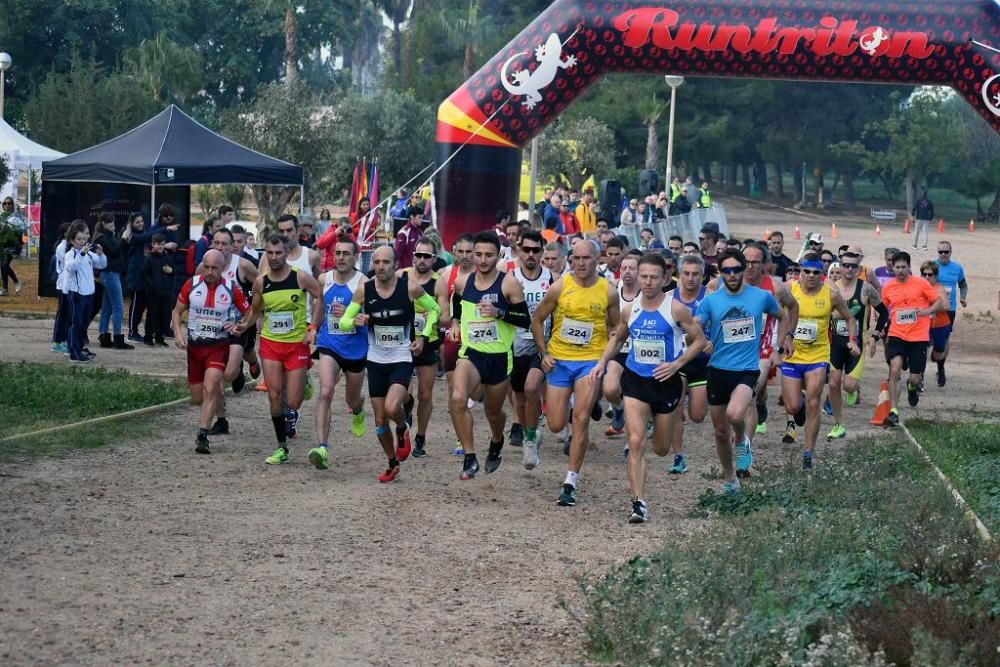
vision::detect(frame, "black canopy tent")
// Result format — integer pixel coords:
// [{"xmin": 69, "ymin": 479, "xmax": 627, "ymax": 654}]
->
[{"xmin": 38, "ymin": 104, "xmax": 304, "ymax": 296}]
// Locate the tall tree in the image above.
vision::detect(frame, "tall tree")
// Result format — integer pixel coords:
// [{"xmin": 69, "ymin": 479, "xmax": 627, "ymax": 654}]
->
[
  {"xmin": 636, "ymin": 93, "xmax": 667, "ymax": 171},
  {"xmin": 537, "ymin": 118, "xmax": 615, "ymax": 192},
  {"xmin": 124, "ymin": 33, "xmax": 203, "ymax": 104}
]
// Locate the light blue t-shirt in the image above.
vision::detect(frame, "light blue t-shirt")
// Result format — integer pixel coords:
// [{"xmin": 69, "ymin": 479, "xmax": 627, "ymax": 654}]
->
[
  {"xmin": 696, "ymin": 285, "xmax": 779, "ymax": 372},
  {"xmin": 934, "ymin": 259, "xmax": 965, "ymax": 311}
]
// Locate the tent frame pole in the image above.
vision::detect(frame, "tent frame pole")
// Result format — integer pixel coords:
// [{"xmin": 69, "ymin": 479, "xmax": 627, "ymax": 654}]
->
[
  {"xmin": 150, "ymin": 184, "xmax": 156, "ymax": 221},
  {"xmin": 299, "ymin": 185, "xmax": 304, "ymax": 215}
]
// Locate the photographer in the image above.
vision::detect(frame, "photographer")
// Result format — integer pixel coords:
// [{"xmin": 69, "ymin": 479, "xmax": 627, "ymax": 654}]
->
[
  {"xmin": 0, "ymin": 197, "xmax": 26, "ymax": 295},
  {"xmin": 63, "ymin": 219, "xmax": 107, "ymax": 362}
]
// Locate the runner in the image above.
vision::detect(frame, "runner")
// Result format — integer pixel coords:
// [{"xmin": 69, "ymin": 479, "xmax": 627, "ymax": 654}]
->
[
  {"xmin": 827, "ymin": 255, "xmax": 887, "ymax": 439},
  {"xmin": 542, "ymin": 241, "xmax": 568, "ymax": 276},
  {"xmin": 920, "ymin": 261, "xmax": 955, "ymax": 389},
  {"xmin": 436, "ymin": 233, "xmax": 475, "ymax": 455},
  {"xmin": 669, "ymin": 254, "xmax": 711, "ymax": 474},
  {"xmin": 402, "ymin": 237, "xmax": 441, "ymax": 458},
  {"xmin": 696, "ymin": 250, "xmax": 788, "ymax": 492},
  {"xmin": 531, "ymin": 238, "xmax": 620, "ymax": 506},
  {"xmin": 448, "ymin": 231, "xmax": 530, "ymax": 480},
  {"xmin": 308, "ymin": 237, "xmax": 368, "ymax": 471},
  {"xmin": 338, "ymin": 245, "xmax": 440, "ymax": 482},
  {"xmin": 873, "ymin": 247, "xmax": 898, "ymax": 289},
  {"xmin": 875, "ymin": 251, "xmax": 945, "ymax": 426},
  {"xmin": 780, "ymin": 252, "xmax": 858, "ymax": 470},
  {"xmin": 234, "ymin": 235, "xmax": 324, "ymax": 464},
  {"xmin": 510, "ymin": 230, "xmax": 553, "ymax": 470},
  {"xmin": 592, "ymin": 253, "xmax": 706, "ymax": 523},
  {"xmin": 932, "ymin": 241, "xmax": 968, "ymax": 386},
  {"xmin": 171, "ymin": 249, "xmax": 251, "ymax": 454},
  {"xmin": 602, "ymin": 254, "xmax": 640, "ymax": 438}
]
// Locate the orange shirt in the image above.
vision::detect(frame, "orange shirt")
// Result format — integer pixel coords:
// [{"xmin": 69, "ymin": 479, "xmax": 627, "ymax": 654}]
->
[
  {"xmin": 932, "ymin": 285, "xmax": 950, "ymax": 328},
  {"xmin": 541, "ymin": 229, "xmax": 560, "ymax": 245},
  {"xmin": 881, "ymin": 276, "xmax": 941, "ymax": 342}
]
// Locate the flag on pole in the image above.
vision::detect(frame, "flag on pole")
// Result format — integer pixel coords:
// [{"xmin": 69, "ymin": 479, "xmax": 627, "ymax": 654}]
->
[
  {"xmin": 348, "ymin": 159, "xmax": 361, "ymax": 221},
  {"xmin": 367, "ymin": 160, "xmax": 380, "ymax": 238}
]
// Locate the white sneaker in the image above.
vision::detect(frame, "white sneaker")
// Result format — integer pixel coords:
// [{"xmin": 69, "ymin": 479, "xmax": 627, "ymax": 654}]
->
[
  {"xmin": 14, "ymin": 282, "xmax": 21, "ymax": 294},
  {"xmin": 522, "ymin": 439, "xmax": 539, "ymax": 469}
]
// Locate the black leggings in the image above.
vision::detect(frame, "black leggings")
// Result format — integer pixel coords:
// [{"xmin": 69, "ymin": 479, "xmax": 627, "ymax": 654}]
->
[
  {"xmin": 128, "ymin": 289, "xmax": 148, "ymax": 337},
  {"xmin": 1, "ymin": 250, "xmax": 18, "ymax": 289}
]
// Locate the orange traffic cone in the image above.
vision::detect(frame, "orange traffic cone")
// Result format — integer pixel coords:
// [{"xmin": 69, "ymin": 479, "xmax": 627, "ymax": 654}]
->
[
  {"xmin": 970, "ymin": 219, "xmax": 975, "ymax": 232},
  {"xmin": 793, "ymin": 225, "xmax": 801, "ymax": 240},
  {"xmin": 903, "ymin": 217, "xmax": 911, "ymax": 233},
  {"xmin": 937, "ymin": 218, "xmax": 944, "ymax": 233},
  {"xmin": 256, "ymin": 379, "xmax": 269, "ymax": 392},
  {"xmin": 869, "ymin": 380, "xmax": 891, "ymax": 425},
  {"xmin": 831, "ymin": 223, "xmax": 838, "ymax": 239},
  {"xmin": 875, "ymin": 223, "xmax": 881, "ymax": 237}
]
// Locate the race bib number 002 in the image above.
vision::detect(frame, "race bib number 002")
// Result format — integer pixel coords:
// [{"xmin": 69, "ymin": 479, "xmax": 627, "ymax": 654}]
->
[
  {"xmin": 268, "ymin": 312, "xmax": 294, "ymax": 333},
  {"xmin": 632, "ymin": 339, "xmax": 664, "ymax": 364},
  {"xmin": 560, "ymin": 318, "xmax": 594, "ymax": 346},
  {"xmin": 794, "ymin": 319, "xmax": 818, "ymax": 343},
  {"xmin": 467, "ymin": 320, "xmax": 499, "ymax": 344},
  {"xmin": 895, "ymin": 309, "xmax": 917, "ymax": 325},
  {"xmin": 722, "ymin": 317, "xmax": 755, "ymax": 344},
  {"xmin": 374, "ymin": 325, "xmax": 407, "ymax": 348}
]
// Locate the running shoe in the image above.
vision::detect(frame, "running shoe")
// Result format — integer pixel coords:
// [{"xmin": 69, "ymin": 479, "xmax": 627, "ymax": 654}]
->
[
  {"xmin": 412, "ymin": 435, "xmax": 427, "ymax": 458},
  {"xmin": 720, "ymin": 478, "xmax": 741, "ymax": 494},
  {"xmin": 206, "ymin": 417, "xmax": 229, "ymax": 435},
  {"xmin": 756, "ymin": 400, "xmax": 767, "ymax": 425},
  {"xmin": 883, "ymin": 409, "xmax": 900, "ymax": 428},
  {"xmin": 484, "ymin": 439, "xmax": 504, "ymax": 474},
  {"xmin": 232, "ymin": 364, "xmax": 246, "ymax": 394},
  {"xmin": 827, "ymin": 423, "xmax": 847, "ymax": 440},
  {"xmin": 69, "ymin": 356, "xmax": 92, "ymax": 363},
  {"xmin": 793, "ymin": 393, "xmax": 807, "ymax": 427},
  {"xmin": 395, "ymin": 425, "xmax": 412, "ymax": 462},
  {"xmin": 195, "ymin": 432, "xmax": 211, "ymax": 454},
  {"xmin": 906, "ymin": 382, "xmax": 920, "ymax": 407},
  {"xmin": 14, "ymin": 281, "xmax": 21, "ymax": 294},
  {"xmin": 734, "ymin": 437, "xmax": 753, "ymax": 477},
  {"xmin": 155, "ymin": 339, "xmax": 168, "ymax": 348},
  {"xmin": 845, "ymin": 389, "xmax": 860, "ymax": 406},
  {"xmin": 668, "ymin": 454, "xmax": 688, "ymax": 475},
  {"xmin": 285, "ymin": 408, "xmax": 299, "ymax": 439},
  {"xmin": 917, "ymin": 380, "xmax": 925, "ymax": 394},
  {"xmin": 351, "ymin": 410, "xmax": 366, "ymax": 438},
  {"xmin": 509, "ymin": 423, "xmax": 524, "ymax": 447},
  {"xmin": 591, "ymin": 399, "xmax": 604, "ymax": 422},
  {"xmin": 937, "ymin": 365, "xmax": 946, "ymax": 387},
  {"xmin": 604, "ymin": 403, "xmax": 615, "ymax": 419},
  {"xmin": 127, "ymin": 332, "xmax": 144, "ymax": 343},
  {"xmin": 248, "ymin": 360, "xmax": 261, "ymax": 379},
  {"xmin": 451, "ymin": 441, "xmax": 465, "ymax": 456},
  {"xmin": 265, "ymin": 447, "xmax": 289, "ymax": 465},
  {"xmin": 50, "ymin": 342, "xmax": 68, "ymax": 354},
  {"xmin": 822, "ymin": 397, "xmax": 833, "ymax": 416},
  {"xmin": 755, "ymin": 423, "xmax": 768, "ymax": 435},
  {"xmin": 377, "ymin": 463, "xmax": 400, "ymax": 483},
  {"xmin": 557, "ymin": 483, "xmax": 578, "ymax": 506},
  {"xmin": 308, "ymin": 446, "xmax": 329, "ymax": 470},
  {"xmin": 782, "ymin": 421, "xmax": 797, "ymax": 444},
  {"xmin": 460, "ymin": 455, "xmax": 479, "ymax": 480},
  {"xmin": 605, "ymin": 423, "xmax": 624, "ymax": 437},
  {"xmin": 802, "ymin": 451, "xmax": 814, "ymax": 470},
  {"xmin": 404, "ymin": 396, "xmax": 414, "ymax": 427},
  {"xmin": 611, "ymin": 405, "xmax": 625, "ymax": 432},
  {"xmin": 628, "ymin": 499, "xmax": 649, "ymax": 524},
  {"xmin": 522, "ymin": 438, "xmax": 540, "ymax": 470},
  {"xmin": 0, "ymin": 288, "xmax": 7, "ymax": 296},
  {"xmin": 623, "ymin": 444, "xmax": 629, "ymax": 459}
]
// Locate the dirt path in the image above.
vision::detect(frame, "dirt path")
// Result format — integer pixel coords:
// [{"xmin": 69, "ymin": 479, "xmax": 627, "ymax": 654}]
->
[{"xmin": 1, "ymin": 202, "xmax": 997, "ymax": 665}]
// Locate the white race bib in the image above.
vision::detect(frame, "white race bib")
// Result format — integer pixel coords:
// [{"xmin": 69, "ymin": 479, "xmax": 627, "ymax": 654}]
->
[
  {"xmin": 834, "ymin": 319, "xmax": 849, "ymax": 337},
  {"xmin": 722, "ymin": 316, "xmax": 755, "ymax": 344},
  {"xmin": 268, "ymin": 312, "xmax": 294, "ymax": 333},
  {"xmin": 373, "ymin": 325, "xmax": 407, "ymax": 348},
  {"xmin": 621, "ymin": 336, "xmax": 632, "ymax": 354},
  {"xmin": 327, "ymin": 312, "xmax": 349, "ymax": 335},
  {"xmin": 467, "ymin": 320, "xmax": 499, "ymax": 344},
  {"xmin": 191, "ymin": 316, "xmax": 224, "ymax": 338},
  {"xmin": 895, "ymin": 308, "xmax": 917, "ymax": 325},
  {"xmin": 794, "ymin": 319, "xmax": 818, "ymax": 342},
  {"xmin": 414, "ymin": 313, "xmax": 427, "ymax": 334},
  {"xmin": 632, "ymin": 338, "xmax": 664, "ymax": 364},
  {"xmin": 560, "ymin": 318, "xmax": 594, "ymax": 345}
]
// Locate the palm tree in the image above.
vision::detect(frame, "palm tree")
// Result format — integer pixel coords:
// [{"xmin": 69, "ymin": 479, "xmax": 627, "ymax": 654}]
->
[
  {"xmin": 376, "ymin": 0, "xmax": 411, "ymax": 86},
  {"xmin": 637, "ymin": 93, "xmax": 668, "ymax": 171},
  {"xmin": 441, "ymin": 0, "xmax": 496, "ymax": 79},
  {"xmin": 124, "ymin": 33, "xmax": 203, "ymax": 104}
]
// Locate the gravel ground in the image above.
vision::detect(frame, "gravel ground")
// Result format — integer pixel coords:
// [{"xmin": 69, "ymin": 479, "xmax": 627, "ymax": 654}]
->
[{"xmin": 1, "ymin": 201, "xmax": 997, "ymax": 665}]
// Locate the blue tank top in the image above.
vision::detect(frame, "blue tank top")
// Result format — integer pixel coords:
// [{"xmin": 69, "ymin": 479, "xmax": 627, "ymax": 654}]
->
[
  {"xmin": 673, "ymin": 286, "xmax": 709, "ymax": 360},
  {"xmin": 317, "ymin": 271, "xmax": 368, "ymax": 360},
  {"xmin": 625, "ymin": 297, "xmax": 685, "ymax": 377}
]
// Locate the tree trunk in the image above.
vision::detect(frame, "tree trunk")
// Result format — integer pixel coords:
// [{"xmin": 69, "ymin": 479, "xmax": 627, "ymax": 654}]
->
[
  {"xmin": 726, "ymin": 164, "xmax": 738, "ymax": 194},
  {"xmin": 284, "ymin": 7, "xmax": 299, "ymax": 84},
  {"xmin": 814, "ymin": 166, "xmax": 825, "ymax": 209},
  {"xmin": 702, "ymin": 165, "xmax": 713, "ymax": 184},
  {"xmin": 252, "ymin": 185, "xmax": 299, "ymax": 225},
  {"xmin": 740, "ymin": 164, "xmax": 751, "ymax": 196},
  {"xmin": 905, "ymin": 170, "xmax": 916, "ymax": 221},
  {"xmin": 843, "ymin": 169, "xmax": 856, "ymax": 210},
  {"xmin": 756, "ymin": 161, "xmax": 768, "ymax": 195},
  {"xmin": 464, "ymin": 42, "xmax": 475, "ymax": 80},
  {"xmin": 393, "ymin": 23, "xmax": 405, "ymax": 88},
  {"xmin": 773, "ymin": 163, "xmax": 784, "ymax": 199},
  {"xmin": 644, "ymin": 122, "xmax": 659, "ymax": 171},
  {"xmin": 793, "ymin": 167, "xmax": 804, "ymax": 206},
  {"xmin": 987, "ymin": 189, "xmax": 1000, "ymax": 225}
]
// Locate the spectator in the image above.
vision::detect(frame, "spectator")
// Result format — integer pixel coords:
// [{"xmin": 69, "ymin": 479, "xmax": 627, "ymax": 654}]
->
[
  {"xmin": 394, "ymin": 206, "xmax": 426, "ymax": 269},
  {"xmin": 620, "ymin": 198, "xmax": 640, "ymax": 226},
  {"xmin": 541, "ymin": 215, "xmax": 561, "ymax": 245},
  {"xmin": 698, "ymin": 182, "xmax": 712, "ymax": 208},
  {"xmin": 122, "ymin": 213, "xmax": 153, "ymax": 343},
  {"xmin": 350, "ymin": 196, "xmax": 372, "ymax": 237},
  {"xmin": 142, "ymin": 233, "xmax": 173, "ymax": 347},
  {"xmin": 316, "ymin": 215, "xmax": 353, "ymax": 272},
  {"xmin": 575, "ymin": 189, "xmax": 596, "ymax": 235},
  {"xmin": 558, "ymin": 199, "xmax": 579, "ymax": 236},
  {"xmin": 767, "ymin": 230, "xmax": 794, "ymax": 278},
  {"xmin": 92, "ymin": 212, "xmax": 133, "ymax": 350},
  {"xmin": 50, "ymin": 222, "xmax": 73, "ymax": 353},
  {"xmin": 911, "ymin": 189, "xmax": 934, "ymax": 250},
  {"xmin": 700, "ymin": 224, "xmax": 721, "ymax": 266},
  {"xmin": 596, "ymin": 218, "xmax": 609, "ymax": 236},
  {"xmin": 543, "ymin": 195, "xmax": 562, "ymax": 234},
  {"xmin": 297, "ymin": 218, "xmax": 317, "ymax": 249},
  {"xmin": 0, "ymin": 197, "xmax": 26, "ymax": 295},
  {"xmin": 535, "ymin": 187, "xmax": 554, "ymax": 219},
  {"xmin": 194, "ymin": 215, "xmax": 224, "ymax": 266},
  {"xmin": 517, "ymin": 200, "xmax": 531, "ymax": 222},
  {"xmin": 231, "ymin": 224, "xmax": 258, "ymax": 262},
  {"xmin": 639, "ymin": 228, "xmax": 655, "ymax": 249},
  {"xmin": 63, "ymin": 220, "xmax": 107, "ymax": 362}
]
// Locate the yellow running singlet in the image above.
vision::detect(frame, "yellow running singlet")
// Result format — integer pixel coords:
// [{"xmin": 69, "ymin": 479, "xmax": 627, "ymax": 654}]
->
[{"xmin": 548, "ymin": 274, "xmax": 609, "ymax": 361}]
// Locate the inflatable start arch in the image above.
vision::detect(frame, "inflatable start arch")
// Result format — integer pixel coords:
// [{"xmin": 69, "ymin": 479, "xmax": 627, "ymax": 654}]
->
[{"xmin": 433, "ymin": 0, "xmax": 1000, "ymax": 244}]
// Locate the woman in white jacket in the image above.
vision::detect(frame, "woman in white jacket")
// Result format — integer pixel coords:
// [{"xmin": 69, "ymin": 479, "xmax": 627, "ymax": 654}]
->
[{"xmin": 63, "ymin": 219, "xmax": 107, "ymax": 362}]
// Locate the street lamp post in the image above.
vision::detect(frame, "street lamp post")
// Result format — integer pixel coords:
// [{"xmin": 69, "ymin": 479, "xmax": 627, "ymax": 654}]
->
[
  {"xmin": 0, "ymin": 53, "xmax": 12, "ymax": 120},
  {"xmin": 663, "ymin": 75, "xmax": 684, "ymax": 194}
]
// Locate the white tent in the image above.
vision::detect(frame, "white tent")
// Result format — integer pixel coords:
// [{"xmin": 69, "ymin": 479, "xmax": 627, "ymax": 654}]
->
[{"xmin": 0, "ymin": 117, "xmax": 65, "ymax": 203}]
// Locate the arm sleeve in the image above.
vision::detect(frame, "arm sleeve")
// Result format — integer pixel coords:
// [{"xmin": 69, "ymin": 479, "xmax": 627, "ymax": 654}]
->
[
  {"xmin": 499, "ymin": 300, "xmax": 531, "ymax": 329},
  {"xmin": 338, "ymin": 301, "xmax": 362, "ymax": 331},
  {"xmin": 451, "ymin": 290, "xmax": 462, "ymax": 321},
  {"xmin": 959, "ymin": 278, "xmax": 968, "ymax": 300},
  {"xmin": 873, "ymin": 302, "xmax": 889, "ymax": 335},
  {"xmin": 413, "ymin": 292, "xmax": 440, "ymax": 337}
]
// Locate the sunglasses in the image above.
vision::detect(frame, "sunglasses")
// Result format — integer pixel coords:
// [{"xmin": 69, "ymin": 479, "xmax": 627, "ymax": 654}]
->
[
  {"xmin": 921, "ymin": 272, "xmax": 936, "ymax": 277},
  {"xmin": 413, "ymin": 252, "xmax": 434, "ymax": 259},
  {"xmin": 719, "ymin": 266, "xmax": 743, "ymax": 275},
  {"xmin": 821, "ymin": 258, "xmax": 833, "ymax": 263},
  {"xmin": 2, "ymin": 201, "xmax": 12, "ymax": 206},
  {"xmin": 802, "ymin": 269, "xmax": 823, "ymax": 276},
  {"xmin": 520, "ymin": 246, "xmax": 542, "ymax": 254},
  {"xmin": 745, "ymin": 260, "xmax": 763, "ymax": 267},
  {"xmin": 938, "ymin": 250, "xmax": 951, "ymax": 255},
  {"xmin": 840, "ymin": 263, "xmax": 859, "ymax": 269}
]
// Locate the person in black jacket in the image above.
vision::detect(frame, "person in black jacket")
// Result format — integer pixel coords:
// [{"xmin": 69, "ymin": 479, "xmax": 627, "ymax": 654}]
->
[
  {"xmin": 123, "ymin": 212, "xmax": 153, "ymax": 342},
  {"xmin": 142, "ymin": 233, "xmax": 174, "ymax": 347},
  {"xmin": 92, "ymin": 213, "xmax": 134, "ymax": 350}
]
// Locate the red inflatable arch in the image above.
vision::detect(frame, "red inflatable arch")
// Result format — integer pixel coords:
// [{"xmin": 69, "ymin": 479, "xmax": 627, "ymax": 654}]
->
[{"xmin": 433, "ymin": 0, "xmax": 1000, "ymax": 244}]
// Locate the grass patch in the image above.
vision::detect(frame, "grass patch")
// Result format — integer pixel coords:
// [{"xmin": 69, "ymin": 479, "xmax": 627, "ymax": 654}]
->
[
  {"xmin": 579, "ymin": 437, "xmax": 1000, "ymax": 666},
  {"xmin": 0, "ymin": 362, "xmax": 187, "ymax": 462},
  {"xmin": 907, "ymin": 419, "xmax": 1000, "ymax": 537}
]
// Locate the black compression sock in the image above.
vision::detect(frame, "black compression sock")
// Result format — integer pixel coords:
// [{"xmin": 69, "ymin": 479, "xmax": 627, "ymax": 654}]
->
[{"xmin": 271, "ymin": 414, "xmax": 286, "ymax": 444}]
